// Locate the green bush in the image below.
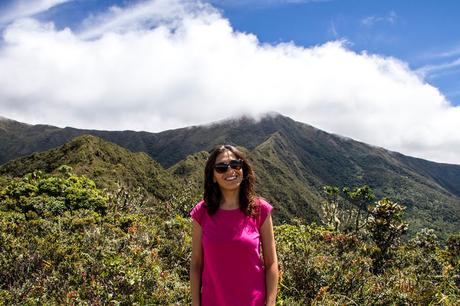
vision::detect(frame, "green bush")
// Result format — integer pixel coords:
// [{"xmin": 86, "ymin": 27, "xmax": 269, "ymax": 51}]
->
[
  {"xmin": 0, "ymin": 172, "xmax": 458, "ymax": 305},
  {"xmin": 0, "ymin": 171, "xmax": 190, "ymax": 305},
  {"xmin": 0, "ymin": 171, "xmax": 108, "ymax": 217}
]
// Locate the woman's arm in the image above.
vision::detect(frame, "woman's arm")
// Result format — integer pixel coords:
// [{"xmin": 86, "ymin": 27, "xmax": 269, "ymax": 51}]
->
[
  {"xmin": 260, "ymin": 214, "xmax": 278, "ymax": 306},
  {"xmin": 190, "ymin": 219, "xmax": 203, "ymax": 306}
]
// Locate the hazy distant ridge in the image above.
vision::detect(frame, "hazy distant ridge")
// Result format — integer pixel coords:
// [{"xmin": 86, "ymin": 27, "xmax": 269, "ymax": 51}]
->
[{"xmin": 1, "ymin": 114, "xmax": 459, "ymax": 237}]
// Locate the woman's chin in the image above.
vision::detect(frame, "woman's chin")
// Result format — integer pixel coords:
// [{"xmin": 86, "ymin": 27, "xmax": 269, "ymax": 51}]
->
[{"xmin": 220, "ymin": 181, "xmax": 242, "ymax": 190}]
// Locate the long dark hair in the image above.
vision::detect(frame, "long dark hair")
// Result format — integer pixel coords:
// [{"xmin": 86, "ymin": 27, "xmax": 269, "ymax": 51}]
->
[{"xmin": 203, "ymin": 145, "xmax": 257, "ymax": 216}]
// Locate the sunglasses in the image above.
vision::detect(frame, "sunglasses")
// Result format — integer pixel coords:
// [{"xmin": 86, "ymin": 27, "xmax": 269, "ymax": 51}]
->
[{"xmin": 214, "ymin": 159, "xmax": 244, "ymax": 173}]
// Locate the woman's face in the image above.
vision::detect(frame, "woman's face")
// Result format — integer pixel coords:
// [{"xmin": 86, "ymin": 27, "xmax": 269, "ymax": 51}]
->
[{"xmin": 213, "ymin": 150, "xmax": 244, "ymax": 192}]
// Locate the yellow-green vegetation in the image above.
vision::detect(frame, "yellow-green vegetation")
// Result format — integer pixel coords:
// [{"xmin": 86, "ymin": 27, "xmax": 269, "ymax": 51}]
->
[
  {"xmin": 276, "ymin": 224, "xmax": 459, "ymax": 305},
  {"xmin": 2, "ymin": 115, "xmax": 460, "ymax": 239},
  {"xmin": 0, "ymin": 169, "xmax": 191, "ymax": 305},
  {"xmin": 0, "ymin": 135, "xmax": 179, "ymax": 202},
  {"xmin": 1, "ymin": 170, "xmax": 458, "ymax": 305}
]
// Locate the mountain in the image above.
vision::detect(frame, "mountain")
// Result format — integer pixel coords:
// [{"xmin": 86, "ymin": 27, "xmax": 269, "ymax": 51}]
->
[
  {"xmin": 1, "ymin": 114, "xmax": 459, "ymax": 237},
  {"xmin": 0, "ymin": 134, "xmax": 179, "ymax": 201}
]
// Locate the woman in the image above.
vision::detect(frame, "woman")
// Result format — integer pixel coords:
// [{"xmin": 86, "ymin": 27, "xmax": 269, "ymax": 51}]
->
[{"xmin": 190, "ymin": 145, "xmax": 278, "ymax": 306}]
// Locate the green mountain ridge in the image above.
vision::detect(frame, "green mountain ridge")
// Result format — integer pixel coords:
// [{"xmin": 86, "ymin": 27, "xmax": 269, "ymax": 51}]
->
[
  {"xmin": 0, "ymin": 134, "xmax": 179, "ymax": 201},
  {"xmin": 1, "ymin": 113, "xmax": 459, "ymax": 237},
  {"xmin": 251, "ymin": 131, "xmax": 322, "ymax": 222},
  {"xmin": 2, "ymin": 114, "xmax": 459, "ymax": 191}
]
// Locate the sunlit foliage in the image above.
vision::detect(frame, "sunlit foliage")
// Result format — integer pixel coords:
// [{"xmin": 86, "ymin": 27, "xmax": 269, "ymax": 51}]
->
[{"xmin": 0, "ymin": 172, "xmax": 458, "ymax": 305}]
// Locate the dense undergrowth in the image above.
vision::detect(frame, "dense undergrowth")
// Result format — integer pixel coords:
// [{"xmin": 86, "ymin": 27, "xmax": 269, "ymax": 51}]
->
[{"xmin": 0, "ymin": 170, "xmax": 459, "ymax": 305}]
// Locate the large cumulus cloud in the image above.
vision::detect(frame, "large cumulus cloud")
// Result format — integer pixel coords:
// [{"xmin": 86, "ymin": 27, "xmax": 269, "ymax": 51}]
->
[{"xmin": 0, "ymin": 0, "xmax": 459, "ymax": 164}]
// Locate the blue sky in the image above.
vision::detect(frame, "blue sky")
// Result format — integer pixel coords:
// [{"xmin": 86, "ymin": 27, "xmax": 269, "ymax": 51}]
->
[
  {"xmin": 4, "ymin": 0, "xmax": 458, "ymax": 104},
  {"xmin": 0, "ymin": 0, "xmax": 459, "ymax": 164},
  {"xmin": 215, "ymin": 0, "xmax": 460, "ymax": 105}
]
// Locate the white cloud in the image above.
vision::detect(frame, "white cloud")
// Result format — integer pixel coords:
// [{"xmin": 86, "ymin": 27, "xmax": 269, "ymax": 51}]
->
[
  {"xmin": 78, "ymin": 0, "xmax": 218, "ymax": 40},
  {"xmin": 0, "ymin": 0, "xmax": 72, "ymax": 24},
  {"xmin": 436, "ymin": 46, "xmax": 460, "ymax": 59},
  {"xmin": 208, "ymin": 0, "xmax": 326, "ymax": 7},
  {"xmin": 328, "ymin": 21, "xmax": 339, "ymax": 38},
  {"xmin": 0, "ymin": 0, "xmax": 459, "ymax": 164},
  {"xmin": 420, "ymin": 44, "xmax": 460, "ymax": 60},
  {"xmin": 361, "ymin": 11, "xmax": 398, "ymax": 27},
  {"xmin": 416, "ymin": 58, "xmax": 460, "ymax": 79}
]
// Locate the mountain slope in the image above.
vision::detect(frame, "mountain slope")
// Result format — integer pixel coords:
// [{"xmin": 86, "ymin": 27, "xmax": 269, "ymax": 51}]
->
[
  {"xmin": 246, "ymin": 121, "xmax": 460, "ymax": 236},
  {"xmin": 2, "ymin": 114, "xmax": 459, "ymax": 197},
  {"xmin": 250, "ymin": 131, "xmax": 322, "ymax": 223},
  {"xmin": 0, "ymin": 134, "xmax": 179, "ymax": 201},
  {"xmin": 1, "ymin": 114, "xmax": 459, "ymax": 237}
]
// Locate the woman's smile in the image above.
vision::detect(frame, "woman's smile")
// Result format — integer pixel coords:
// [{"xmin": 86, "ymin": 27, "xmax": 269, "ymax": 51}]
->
[{"xmin": 224, "ymin": 175, "xmax": 238, "ymax": 181}]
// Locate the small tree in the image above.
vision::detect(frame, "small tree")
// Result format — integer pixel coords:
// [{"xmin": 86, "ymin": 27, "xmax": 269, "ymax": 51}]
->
[
  {"xmin": 343, "ymin": 185, "xmax": 375, "ymax": 233},
  {"xmin": 367, "ymin": 198, "xmax": 408, "ymax": 274},
  {"xmin": 321, "ymin": 185, "xmax": 341, "ymax": 231},
  {"xmin": 0, "ymin": 169, "xmax": 108, "ymax": 217},
  {"xmin": 446, "ymin": 233, "xmax": 460, "ymax": 287},
  {"xmin": 321, "ymin": 185, "xmax": 376, "ymax": 233}
]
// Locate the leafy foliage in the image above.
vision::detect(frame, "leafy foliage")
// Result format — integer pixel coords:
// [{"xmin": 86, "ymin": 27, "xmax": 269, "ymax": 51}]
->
[
  {"xmin": 276, "ymin": 223, "xmax": 459, "ymax": 305},
  {"xmin": 0, "ymin": 170, "xmax": 191, "ymax": 305},
  {"xmin": 2, "ymin": 114, "xmax": 460, "ymax": 238},
  {"xmin": 0, "ymin": 171, "xmax": 458, "ymax": 304},
  {"xmin": 367, "ymin": 198, "xmax": 408, "ymax": 274},
  {"xmin": 0, "ymin": 135, "xmax": 179, "ymax": 202},
  {"xmin": 343, "ymin": 185, "xmax": 375, "ymax": 232},
  {"xmin": 0, "ymin": 168, "xmax": 108, "ymax": 217}
]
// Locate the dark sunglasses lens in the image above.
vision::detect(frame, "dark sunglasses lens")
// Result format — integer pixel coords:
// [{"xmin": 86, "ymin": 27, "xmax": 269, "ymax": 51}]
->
[
  {"xmin": 230, "ymin": 159, "xmax": 243, "ymax": 170},
  {"xmin": 214, "ymin": 159, "xmax": 243, "ymax": 173},
  {"xmin": 214, "ymin": 163, "xmax": 229, "ymax": 173}
]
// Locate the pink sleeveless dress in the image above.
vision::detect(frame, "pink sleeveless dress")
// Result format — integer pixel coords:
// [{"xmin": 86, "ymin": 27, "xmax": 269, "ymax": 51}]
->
[{"xmin": 190, "ymin": 198, "xmax": 273, "ymax": 306}]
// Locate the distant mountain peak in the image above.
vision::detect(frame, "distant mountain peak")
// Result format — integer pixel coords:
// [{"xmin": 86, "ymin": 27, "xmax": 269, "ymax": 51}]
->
[
  {"xmin": 202, "ymin": 111, "xmax": 287, "ymax": 127},
  {"xmin": 0, "ymin": 116, "xmax": 33, "ymax": 133},
  {"xmin": 0, "ymin": 116, "xmax": 14, "ymax": 124},
  {"xmin": 204, "ymin": 113, "xmax": 259, "ymax": 127},
  {"xmin": 0, "ymin": 115, "xmax": 30, "ymax": 124},
  {"xmin": 1, "ymin": 113, "xmax": 459, "ymax": 237},
  {"xmin": 67, "ymin": 134, "xmax": 106, "ymax": 146}
]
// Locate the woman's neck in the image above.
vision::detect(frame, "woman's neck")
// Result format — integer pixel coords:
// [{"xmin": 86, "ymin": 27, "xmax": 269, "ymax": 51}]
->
[{"xmin": 220, "ymin": 190, "xmax": 240, "ymax": 209}]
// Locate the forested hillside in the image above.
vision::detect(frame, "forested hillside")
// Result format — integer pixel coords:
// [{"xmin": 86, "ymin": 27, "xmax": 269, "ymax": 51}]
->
[
  {"xmin": 0, "ymin": 131, "xmax": 459, "ymax": 304},
  {"xmin": 0, "ymin": 168, "xmax": 458, "ymax": 304},
  {"xmin": 2, "ymin": 129, "xmax": 459, "ymax": 238}
]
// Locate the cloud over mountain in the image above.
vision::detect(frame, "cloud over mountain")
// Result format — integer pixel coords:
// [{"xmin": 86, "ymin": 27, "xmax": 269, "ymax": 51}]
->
[
  {"xmin": 0, "ymin": 0, "xmax": 459, "ymax": 164},
  {"xmin": 0, "ymin": 0, "xmax": 72, "ymax": 24}
]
